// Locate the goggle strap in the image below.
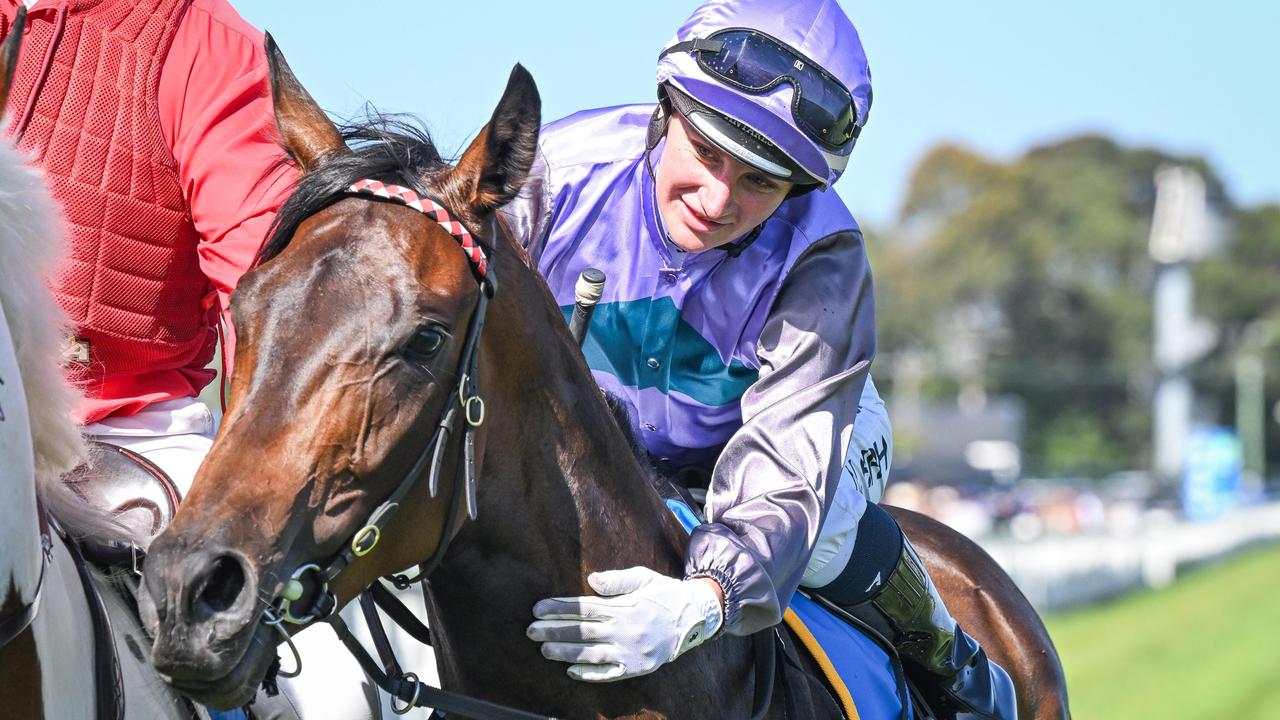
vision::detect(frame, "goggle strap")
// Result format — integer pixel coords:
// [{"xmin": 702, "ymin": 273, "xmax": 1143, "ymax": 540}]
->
[{"xmin": 659, "ymin": 38, "xmax": 724, "ymax": 60}]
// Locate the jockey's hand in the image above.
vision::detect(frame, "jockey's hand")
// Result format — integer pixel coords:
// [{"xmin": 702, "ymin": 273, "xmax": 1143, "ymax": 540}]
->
[{"xmin": 527, "ymin": 566, "xmax": 724, "ymax": 682}]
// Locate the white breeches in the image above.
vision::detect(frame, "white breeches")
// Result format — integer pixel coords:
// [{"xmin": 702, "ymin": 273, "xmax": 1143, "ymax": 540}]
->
[{"xmin": 801, "ymin": 375, "xmax": 893, "ymax": 589}]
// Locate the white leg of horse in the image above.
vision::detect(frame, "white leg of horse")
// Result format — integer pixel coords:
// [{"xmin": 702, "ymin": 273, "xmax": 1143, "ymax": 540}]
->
[
  {"xmin": 29, "ymin": 538, "xmax": 97, "ymax": 719},
  {"xmin": 1, "ymin": 299, "xmax": 86, "ymax": 718}
]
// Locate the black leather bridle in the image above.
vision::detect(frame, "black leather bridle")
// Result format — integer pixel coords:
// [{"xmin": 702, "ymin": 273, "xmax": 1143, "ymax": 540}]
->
[
  {"xmin": 256, "ymin": 180, "xmax": 574, "ymax": 719},
  {"xmin": 267, "ymin": 178, "xmax": 496, "ymax": 629}
]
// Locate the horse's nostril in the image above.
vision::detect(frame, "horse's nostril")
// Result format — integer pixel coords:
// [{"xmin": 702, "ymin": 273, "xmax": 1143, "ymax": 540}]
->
[{"xmin": 192, "ymin": 554, "xmax": 247, "ymax": 622}]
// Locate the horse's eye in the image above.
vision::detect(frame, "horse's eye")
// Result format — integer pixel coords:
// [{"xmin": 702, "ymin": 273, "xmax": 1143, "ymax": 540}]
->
[{"xmin": 404, "ymin": 325, "xmax": 447, "ymax": 361}]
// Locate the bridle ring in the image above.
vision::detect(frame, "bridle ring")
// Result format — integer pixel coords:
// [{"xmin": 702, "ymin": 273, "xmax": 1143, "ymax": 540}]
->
[
  {"xmin": 391, "ymin": 672, "xmax": 422, "ymax": 715},
  {"xmin": 352, "ymin": 525, "xmax": 380, "ymax": 557},
  {"xmin": 464, "ymin": 395, "xmax": 485, "ymax": 427}
]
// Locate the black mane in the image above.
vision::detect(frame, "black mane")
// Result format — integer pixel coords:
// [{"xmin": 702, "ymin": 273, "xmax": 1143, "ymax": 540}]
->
[{"xmin": 259, "ymin": 115, "xmax": 448, "ymax": 263}]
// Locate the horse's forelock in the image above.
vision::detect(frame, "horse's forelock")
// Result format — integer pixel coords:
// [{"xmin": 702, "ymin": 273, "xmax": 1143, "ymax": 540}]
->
[{"xmin": 260, "ymin": 113, "xmax": 448, "ymax": 265}]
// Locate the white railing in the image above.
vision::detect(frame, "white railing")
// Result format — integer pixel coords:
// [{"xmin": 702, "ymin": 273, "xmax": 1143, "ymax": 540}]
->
[{"xmin": 977, "ymin": 502, "xmax": 1280, "ymax": 612}]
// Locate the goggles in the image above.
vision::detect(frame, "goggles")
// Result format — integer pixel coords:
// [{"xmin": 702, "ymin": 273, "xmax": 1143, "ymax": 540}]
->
[{"xmin": 661, "ymin": 29, "xmax": 860, "ymax": 152}]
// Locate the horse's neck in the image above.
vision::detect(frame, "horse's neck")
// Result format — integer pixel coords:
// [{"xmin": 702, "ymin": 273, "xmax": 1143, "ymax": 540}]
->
[
  {"xmin": 449, "ymin": 330, "xmax": 687, "ymax": 596},
  {"xmin": 425, "ymin": 263, "xmax": 690, "ymax": 690},
  {"xmin": 480, "ymin": 254, "xmax": 687, "ymax": 574}
]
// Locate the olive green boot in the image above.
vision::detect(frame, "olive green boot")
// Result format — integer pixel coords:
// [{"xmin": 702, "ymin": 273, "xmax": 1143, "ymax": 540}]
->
[{"xmin": 860, "ymin": 538, "xmax": 1017, "ymax": 720}]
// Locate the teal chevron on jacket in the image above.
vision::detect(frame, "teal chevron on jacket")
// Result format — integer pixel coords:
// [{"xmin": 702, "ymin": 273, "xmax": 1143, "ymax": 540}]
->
[{"xmin": 560, "ymin": 297, "xmax": 759, "ymax": 408}]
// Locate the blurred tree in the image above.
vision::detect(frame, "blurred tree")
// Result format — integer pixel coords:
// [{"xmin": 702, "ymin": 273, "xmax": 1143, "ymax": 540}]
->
[
  {"xmin": 871, "ymin": 135, "xmax": 1231, "ymax": 477},
  {"xmin": 1195, "ymin": 204, "xmax": 1280, "ymax": 477}
]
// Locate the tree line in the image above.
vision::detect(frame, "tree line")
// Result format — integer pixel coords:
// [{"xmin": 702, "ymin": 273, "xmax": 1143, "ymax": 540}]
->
[{"xmin": 867, "ymin": 135, "xmax": 1279, "ymax": 480}]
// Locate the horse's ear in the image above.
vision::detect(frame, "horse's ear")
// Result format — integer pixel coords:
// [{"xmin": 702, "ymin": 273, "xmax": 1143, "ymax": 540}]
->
[
  {"xmin": 0, "ymin": 7, "xmax": 25, "ymax": 121},
  {"xmin": 450, "ymin": 64, "xmax": 541, "ymax": 213},
  {"xmin": 265, "ymin": 33, "xmax": 346, "ymax": 173}
]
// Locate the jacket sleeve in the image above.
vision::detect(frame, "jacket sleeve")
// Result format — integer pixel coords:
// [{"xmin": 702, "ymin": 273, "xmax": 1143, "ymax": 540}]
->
[
  {"xmin": 684, "ymin": 230, "xmax": 876, "ymax": 635},
  {"xmin": 158, "ymin": 0, "xmax": 295, "ymax": 372}
]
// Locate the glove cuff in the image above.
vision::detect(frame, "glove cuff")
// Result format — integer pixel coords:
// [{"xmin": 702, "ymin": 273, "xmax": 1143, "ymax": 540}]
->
[{"xmin": 675, "ymin": 577, "xmax": 724, "ymax": 657}]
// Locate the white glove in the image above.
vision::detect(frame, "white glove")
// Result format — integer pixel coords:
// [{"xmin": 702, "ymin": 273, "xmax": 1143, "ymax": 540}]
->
[{"xmin": 527, "ymin": 566, "xmax": 724, "ymax": 682}]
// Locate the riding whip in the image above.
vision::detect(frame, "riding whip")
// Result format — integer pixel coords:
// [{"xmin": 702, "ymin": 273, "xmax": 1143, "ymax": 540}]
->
[{"xmin": 568, "ymin": 268, "xmax": 606, "ymax": 347}]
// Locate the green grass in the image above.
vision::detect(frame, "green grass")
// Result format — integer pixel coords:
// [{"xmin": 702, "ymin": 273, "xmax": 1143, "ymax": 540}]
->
[{"xmin": 1044, "ymin": 543, "xmax": 1280, "ymax": 719}]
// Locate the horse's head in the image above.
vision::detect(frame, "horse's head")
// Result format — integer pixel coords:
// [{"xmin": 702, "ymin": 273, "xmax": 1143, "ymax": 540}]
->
[{"xmin": 141, "ymin": 36, "xmax": 540, "ymax": 708}]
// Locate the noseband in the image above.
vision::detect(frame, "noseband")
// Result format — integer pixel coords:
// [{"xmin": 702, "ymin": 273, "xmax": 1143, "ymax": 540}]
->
[{"xmin": 270, "ymin": 178, "xmax": 496, "ymax": 627}]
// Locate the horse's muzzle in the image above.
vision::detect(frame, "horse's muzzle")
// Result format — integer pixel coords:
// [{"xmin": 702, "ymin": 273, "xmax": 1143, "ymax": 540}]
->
[{"xmin": 142, "ymin": 538, "xmax": 273, "ymax": 707}]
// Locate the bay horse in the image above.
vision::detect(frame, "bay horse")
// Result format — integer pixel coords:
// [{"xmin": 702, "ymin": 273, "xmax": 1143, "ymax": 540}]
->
[
  {"xmin": 0, "ymin": 12, "xmax": 193, "ymax": 719},
  {"xmin": 142, "ymin": 37, "xmax": 1069, "ymax": 719}
]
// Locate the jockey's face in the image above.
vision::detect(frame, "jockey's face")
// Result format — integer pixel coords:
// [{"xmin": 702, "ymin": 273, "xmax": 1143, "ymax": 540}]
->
[{"xmin": 656, "ymin": 113, "xmax": 793, "ymax": 252}]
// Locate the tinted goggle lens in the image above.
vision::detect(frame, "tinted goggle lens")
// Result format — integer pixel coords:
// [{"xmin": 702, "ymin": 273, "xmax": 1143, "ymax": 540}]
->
[{"xmin": 696, "ymin": 30, "xmax": 858, "ymax": 149}]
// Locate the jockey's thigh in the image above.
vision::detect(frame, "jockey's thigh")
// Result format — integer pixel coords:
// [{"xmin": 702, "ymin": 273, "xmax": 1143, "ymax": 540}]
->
[
  {"xmin": 799, "ymin": 378, "xmax": 894, "ymax": 588},
  {"xmin": 82, "ymin": 396, "xmax": 216, "ymax": 498},
  {"xmin": 801, "ymin": 466, "xmax": 868, "ymax": 588}
]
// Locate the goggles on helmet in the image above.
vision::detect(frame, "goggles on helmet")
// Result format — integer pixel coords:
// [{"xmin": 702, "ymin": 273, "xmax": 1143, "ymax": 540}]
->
[{"xmin": 661, "ymin": 28, "xmax": 860, "ymax": 152}]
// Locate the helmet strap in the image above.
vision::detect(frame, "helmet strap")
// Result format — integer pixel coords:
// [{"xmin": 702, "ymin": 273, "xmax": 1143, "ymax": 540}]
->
[{"xmin": 644, "ymin": 87, "xmax": 674, "ymax": 181}]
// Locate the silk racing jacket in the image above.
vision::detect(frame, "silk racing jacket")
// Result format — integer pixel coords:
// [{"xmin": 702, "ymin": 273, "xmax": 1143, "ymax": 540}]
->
[{"xmin": 500, "ymin": 105, "xmax": 877, "ymax": 635}]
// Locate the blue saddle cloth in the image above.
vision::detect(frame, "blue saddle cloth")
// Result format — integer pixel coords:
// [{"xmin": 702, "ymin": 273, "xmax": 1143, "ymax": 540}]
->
[{"xmin": 665, "ymin": 498, "xmax": 908, "ymax": 719}]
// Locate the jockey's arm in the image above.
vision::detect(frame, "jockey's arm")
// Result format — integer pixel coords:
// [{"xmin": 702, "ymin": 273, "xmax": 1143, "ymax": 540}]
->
[
  {"xmin": 685, "ymin": 229, "xmax": 878, "ymax": 637},
  {"xmin": 158, "ymin": 7, "xmax": 294, "ymax": 369}
]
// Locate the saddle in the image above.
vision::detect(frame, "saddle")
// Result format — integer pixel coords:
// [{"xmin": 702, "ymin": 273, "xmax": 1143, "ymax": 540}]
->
[
  {"xmin": 63, "ymin": 440, "xmax": 182, "ymax": 567},
  {"xmin": 51, "ymin": 441, "xmax": 185, "ymax": 720},
  {"xmin": 659, "ymin": 490, "xmax": 912, "ymax": 720}
]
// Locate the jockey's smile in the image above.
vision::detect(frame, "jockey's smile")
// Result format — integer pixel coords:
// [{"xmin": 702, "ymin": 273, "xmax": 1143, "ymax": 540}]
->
[{"xmin": 655, "ymin": 113, "xmax": 792, "ymax": 252}]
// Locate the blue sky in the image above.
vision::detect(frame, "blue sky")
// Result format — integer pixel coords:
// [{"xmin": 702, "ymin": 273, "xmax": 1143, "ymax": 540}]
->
[{"xmin": 236, "ymin": 1, "xmax": 1278, "ymax": 228}]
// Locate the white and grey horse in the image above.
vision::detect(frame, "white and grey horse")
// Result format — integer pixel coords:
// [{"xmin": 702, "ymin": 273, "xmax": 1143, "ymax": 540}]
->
[{"xmin": 0, "ymin": 17, "xmax": 193, "ymax": 719}]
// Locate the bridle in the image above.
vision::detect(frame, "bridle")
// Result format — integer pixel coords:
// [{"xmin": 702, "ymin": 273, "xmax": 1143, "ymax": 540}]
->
[
  {"xmin": 255, "ymin": 179, "xmax": 777, "ymax": 720},
  {"xmin": 268, "ymin": 178, "xmax": 496, "ymax": 629},
  {"xmin": 258, "ymin": 179, "xmax": 573, "ymax": 720}
]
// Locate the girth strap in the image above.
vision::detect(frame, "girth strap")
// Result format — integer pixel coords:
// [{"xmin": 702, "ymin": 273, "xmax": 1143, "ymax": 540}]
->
[{"xmin": 62, "ymin": 530, "xmax": 125, "ymax": 720}]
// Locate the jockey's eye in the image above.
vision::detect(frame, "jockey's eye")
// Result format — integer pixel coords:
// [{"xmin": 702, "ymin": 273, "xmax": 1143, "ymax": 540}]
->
[{"xmin": 403, "ymin": 324, "xmax": 448, "ymax": 362}]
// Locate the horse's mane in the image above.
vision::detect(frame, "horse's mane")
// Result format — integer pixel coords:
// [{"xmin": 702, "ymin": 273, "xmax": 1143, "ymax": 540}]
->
[
  {"xmin": 0, "ymin": 131, "xmax": 121, "ymax": 541},
  {"xmin": 260, "ymin": 114, "xmax": 448, "ymax": 263}
]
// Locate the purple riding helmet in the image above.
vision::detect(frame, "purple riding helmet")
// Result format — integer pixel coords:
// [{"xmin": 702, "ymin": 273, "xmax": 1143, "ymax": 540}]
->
[{"xmin": 656, "ymin": 0, "xmax": 872, "ymax": 189}]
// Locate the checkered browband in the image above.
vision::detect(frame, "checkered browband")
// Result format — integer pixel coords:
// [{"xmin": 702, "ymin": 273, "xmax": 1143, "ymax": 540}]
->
[{"xmin": 348, "ymin": 179, "xmax": 489, "ymax": 279}]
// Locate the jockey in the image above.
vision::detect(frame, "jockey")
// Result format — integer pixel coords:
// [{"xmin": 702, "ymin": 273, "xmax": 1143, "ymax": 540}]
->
[
  {"xmin": 512, "ymin": 1, "xmax": 1016, "ymax": 718},
  {"xmin": 0, "ymin": 0, "xmax": 292, "ymax": 497},
  {"xmin": 1, "ymin": 2, "xmax": 382, "ymax": 719}
]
